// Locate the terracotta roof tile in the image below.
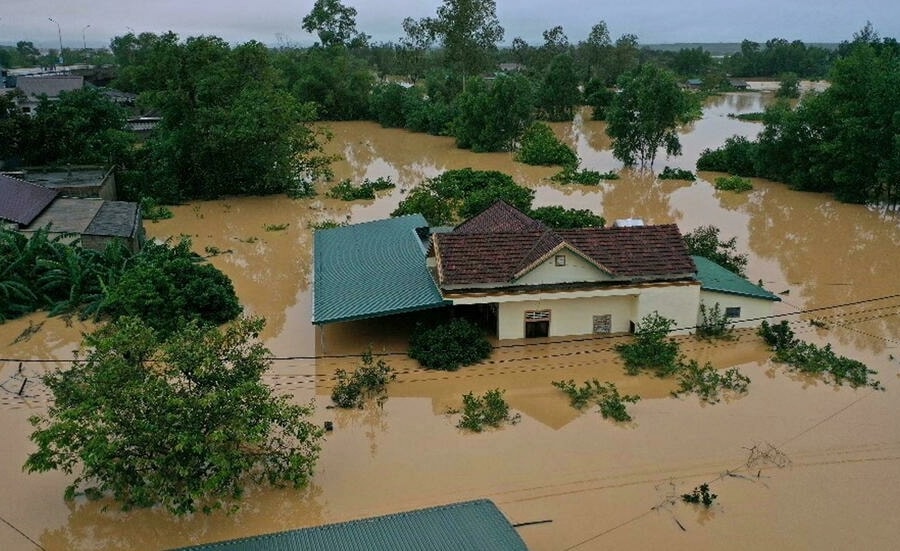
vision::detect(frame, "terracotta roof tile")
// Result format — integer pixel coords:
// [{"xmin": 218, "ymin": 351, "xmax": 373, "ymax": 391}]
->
[
  {"xmin": 452, "ymin": 199, "xmax": 547, "ymax": 234},
  {"xmin": 436, "ymin": 218, "xmax": 695, "ymax": 286}
]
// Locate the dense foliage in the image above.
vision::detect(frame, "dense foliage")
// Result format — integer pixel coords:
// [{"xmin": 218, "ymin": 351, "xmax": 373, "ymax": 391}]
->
[
  {"xmin": 714, "ymin": 175, "xmax": 753, "ymax": 192},
  {"xmin": 102, "ymin": 239, "xmax": 242, "ymax": 338},
  {"xmin": 615, "ymin": 312, "xmax": 681, "ymax": 377},
  {"xmin": 111, "ymin": 33, "xmax": 334, "ymax": 202},
  {"xmin": 327, "ymin": 177, "xmax": 395, "ymax": 200},
  {"xmin": 25, "ymin": 316, "xmax": 324, "ymax": 515},
  {"xmin": 1, "ymin": 88, "xmax": 135, "ymax": 168},
  {"xmin": 530, "ymin": 206, "xmax": 605, "ymax": 228},
  {"xmin": 682, "ymin": 225, "xmax": 748, "ymax": 277},
  {"xmin": 408, "ymin": 318, "xmax": 493, "ymax": 371},
  {"xmin": 758, "ymin": 321, "xmax": 882, "ymax": 389},
  {"xmin": 453, "ymin": 74, "xmax": 534, "ymax": 152},
  {"xmin": 658, "ymin": 167, "xmax": 696, "ymax": 181},
  {"xmin": 392, "ymin": 168, "xmax": 534, "ymax": 225},
  {"xmin": 515, "ymin": 122, "xmax": 578, "ymax": 167},
  {"xmin": 698, "ymin": 31, "xmax": 900, "ymax": 205},
  {"xmin": 606, "ymin": 64, "xmax": 700, "ymax": 167}
]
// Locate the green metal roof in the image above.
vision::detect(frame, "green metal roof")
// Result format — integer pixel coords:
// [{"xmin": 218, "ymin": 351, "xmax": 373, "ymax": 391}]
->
[
  {"xmin": 692, "ymin": 256, "xmax": 780, "ymax": 301},
  {"xmin": 171, "ymin": 499, "xmax": 528, "ymax": 551},
  {"xmin": 313, "ymin": 214, "xmax": 448, "ymax": 324}
]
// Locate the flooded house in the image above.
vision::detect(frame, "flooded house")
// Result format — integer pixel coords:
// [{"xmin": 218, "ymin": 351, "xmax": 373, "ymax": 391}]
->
[
  {"xmin": 8, "ymin": 74, "xmax": 84, "ymax": 115},
  {"xmin": 0, "ymin": 172, "xmax": 144, "ymax": 252},
  {"xmin": 313, "ymin": 200, "xmax": 778, "ymax": 339}
]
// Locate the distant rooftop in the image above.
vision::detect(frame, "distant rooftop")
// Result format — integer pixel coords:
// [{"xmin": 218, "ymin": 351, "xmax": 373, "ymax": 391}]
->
[
  {"xmin": 0, "ymin": 173, "xmax": 58, "ymax": 226},
  {"xmin": 172, "ymin": 499, "xmax": 528, "ymax": 551}
]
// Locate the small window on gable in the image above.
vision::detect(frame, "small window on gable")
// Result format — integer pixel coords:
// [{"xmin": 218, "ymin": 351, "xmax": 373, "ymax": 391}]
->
[
  {"xmin": 725, "ymin": 307, "xmax": 741, "ymax": 318},
  {"xmin": 554, "ymin": 254, "xmax": 566, "ymax": 266}
]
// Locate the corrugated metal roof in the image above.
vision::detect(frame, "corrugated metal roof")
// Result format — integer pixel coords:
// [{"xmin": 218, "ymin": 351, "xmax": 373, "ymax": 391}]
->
[
  {"xmin": 692, "ymin": 256, "xmax": 781, "ymax": 301},
  {"xmin": 16, "ymin": 75, "xmax": 83, "ymax": 98},
  {"xmin": 0, "ymin": 173, "xmax": 58, "ymax": 225},
  {"xmin": 313, "ymin": 214, "xmax": 448, "ymax": 324},
  {"xmin": 172, "ymin": 499, "xmax": 528, "ymax": 551}
]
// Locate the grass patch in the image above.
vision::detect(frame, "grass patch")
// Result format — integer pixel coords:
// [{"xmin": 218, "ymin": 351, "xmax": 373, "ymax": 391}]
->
[
  {"xmin": 714, "ymin": 175, "xmax": 753, "ymax": 192},
  {"xmin": 728, "ymin": 112, "xmax": 765, "ymax": 121},
  {"xmin": 327, "ymin": 177, "xmax": 395, "ymax": 201},
  {"xmin": 140, "ymin": 197, "xmax": 174, "ymax": 222}
]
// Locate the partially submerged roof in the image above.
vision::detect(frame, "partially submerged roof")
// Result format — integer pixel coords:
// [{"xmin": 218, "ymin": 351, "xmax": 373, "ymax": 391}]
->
[
  {"xmin": 24, "ymin": 197, "xmax": 104, "ymax": 233},
  {"xmin": 435, "ymin": 201, "xmax": 695, "ymax": 286},
  {"xmin": 0, "ymin": 173, "xmax": 58, "ymax": 225},
  {"xmin": 692, "ymin": 255, "xmax": 780, "ymax": 301},
  {"xmin": 172, "ymin": 499, "xmax": 528, "ymax": 551},
  {"xmin": 313, "ymin": 214, "xmax": 448, "ymax": 324},
  {"xmin": 16, "ymin": 75, "xmax": 83, "ymax": 98},
  {"xmin": 85, "ymin": 201, "xmax": 140, "ymax": 238}
]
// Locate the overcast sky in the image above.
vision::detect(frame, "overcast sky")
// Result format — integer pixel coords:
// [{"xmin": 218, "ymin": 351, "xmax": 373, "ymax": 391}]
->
[{"xmin": 2, "ymin": 1, "xmax": 897, "ymax": 49}]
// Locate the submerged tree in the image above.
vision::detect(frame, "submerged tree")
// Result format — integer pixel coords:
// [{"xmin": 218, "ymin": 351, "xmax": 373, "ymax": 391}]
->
[
  {"xmin": 25, "ymin": 316, "xmax": 324, "ymax": 515},
  {"xmin": 606, "ymin": 64, "xmax": 698, "ymax": 167}
]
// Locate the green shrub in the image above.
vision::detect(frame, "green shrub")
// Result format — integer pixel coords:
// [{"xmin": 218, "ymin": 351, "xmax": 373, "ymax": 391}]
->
[
  {"xmin": 515, "ymin": 122, "xmax": 578, "ymax": 167},
  {"xmin": 552, "ymin": 379, "xmax": 640, "ymax": 422},
  {"xmin": 530, "ymin": 206, "xmax": 605, "ymax": 229},
  {"xmin": 714, "ymin": 175, "xmax": 753, "ymax": 192},
  {"xmin": 658, "ymin": 166, "xmax": 696, "ymax": 180},
  {"xmin": 615, "ymin": 312, "xmax": 682, "ymax": 377},
  {"xmin": 456, "ymin": 389, "xmax": 520, "ymax": 432},
  {"xmin": 683, "ymin": 225, "xmax": 748, "ymax": 277},
  {"xmin": 328, "ymin": 177, "xmax": 395, "ymax": 201},
  {"xmin": 139, "ymin": 197, "xmax": 174, "ymax": 222},
  {"xmin": 728, "ymin": 112, "xmax": 765, "ymax": 122},
  {"xmin": 674, "ymin": 361, "xmax": 750, "ymax": 404},
  {"xmin": 331, "ymin": 349, "xmax": 397, "ymax": 409},
  {"xmin": 697, "ymin": 135, "xmax": 759, "ymax": 175},
  {"xmin": 682, "ymin": 483, "xmax": 717, "ymax": 507},
  {"xmin": 696, "ymin": 302, "xmax": 735, "ymax": 340},
  {"xmin": 408, "ymin": 318, "xmax": 493, "ymax": 371},
  {"xmin": 758, "ymin": 320, "xmax": 796, "ymax": 350}
]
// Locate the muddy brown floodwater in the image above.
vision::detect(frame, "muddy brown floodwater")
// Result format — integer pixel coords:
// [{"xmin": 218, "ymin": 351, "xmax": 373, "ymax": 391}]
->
[{"xmin": 2, "ymin": 92, "xmax": 899, "ymax": 550}]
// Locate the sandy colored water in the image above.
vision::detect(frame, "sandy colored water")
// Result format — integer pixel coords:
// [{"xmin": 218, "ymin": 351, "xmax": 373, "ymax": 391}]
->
[{"xmin": 1, "ymin": 93, "xmax": 899, "ymax": 550}]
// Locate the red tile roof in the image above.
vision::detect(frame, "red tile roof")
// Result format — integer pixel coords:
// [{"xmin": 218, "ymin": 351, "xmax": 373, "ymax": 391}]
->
[
  {"xmin": 435, "ymin": 201, "xmax": 695, "ymax": 286},
  {"xmin": 0, "ymin": 173, "xmax": 58, "ymax": 226}
]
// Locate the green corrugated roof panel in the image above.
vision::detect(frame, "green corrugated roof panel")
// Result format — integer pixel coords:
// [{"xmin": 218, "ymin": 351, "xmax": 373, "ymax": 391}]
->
[
  {"xmin": 692, "ymin": 255, "xmax": 780, "ymax": 301},
  {"xmin": 313, "ymin": 214, "xmax": 448, "ymax": 324},
  {"xmin": 172, "ymin": 499, "xmax": 528, "ymax": 551}
]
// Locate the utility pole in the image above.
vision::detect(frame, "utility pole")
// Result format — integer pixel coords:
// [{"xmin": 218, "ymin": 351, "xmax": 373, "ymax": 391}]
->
[{"xmin": 48, "ymin": 17, "xmax": 63, "ymax": 65}]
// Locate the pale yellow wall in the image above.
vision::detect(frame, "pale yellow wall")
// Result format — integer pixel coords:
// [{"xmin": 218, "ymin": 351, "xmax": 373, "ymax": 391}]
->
[
  {"xmin": 514, "ymin": 249, "xmax": 611, "ymax": 286},
  {"xmin": 635, "ymin": 284, "xmax": 702, "ymax": 335},
  {"xmin": 699, "ymin": 291, "xmax": 777, "ymax": 329},
  {"xmin": 497, "ymin": 294, "xmax": 638, "ymax": 339}
]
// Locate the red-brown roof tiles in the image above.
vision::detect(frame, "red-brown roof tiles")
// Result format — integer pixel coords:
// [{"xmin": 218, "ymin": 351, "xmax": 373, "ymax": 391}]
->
[{"xmin": 434, "ymin": 201, "xmax": 695, "ymax": 286}]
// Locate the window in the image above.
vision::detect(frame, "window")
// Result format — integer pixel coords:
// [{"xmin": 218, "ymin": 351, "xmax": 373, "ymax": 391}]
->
[
  {"xmin": 554, "ymin": 254, "xmax": 566, "ymax": 266},
  {"xmin": 593, "ymin": 314, "xmax": 612, "ymax": 334},
  {"xmin": 524, "ymin": 310, "xmax": 550, "ymax": 338},
  {"xmin": 725, "ymin": 307, "xmax": 741, "ymax": 318}
]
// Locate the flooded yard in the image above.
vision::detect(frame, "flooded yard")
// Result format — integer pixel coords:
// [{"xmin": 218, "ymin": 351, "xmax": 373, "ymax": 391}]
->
[{"xmin": 1, "ymin": 92, "xmax": 899, "ymax": 550}]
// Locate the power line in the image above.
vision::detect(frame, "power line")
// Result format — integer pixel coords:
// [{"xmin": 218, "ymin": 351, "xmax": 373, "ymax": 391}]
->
[{"xmin": 1, "ymin": 293, "xmax": 898, "ymax": 366}]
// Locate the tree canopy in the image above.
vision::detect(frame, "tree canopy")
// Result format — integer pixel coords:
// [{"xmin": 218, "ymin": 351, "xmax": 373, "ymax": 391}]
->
[
  {"xmin": 25, "ymin": 316, "xmax": 324, "ymax": 515},
  {"xmin": 606, "ymin": 64, "xmax": 699, "ymax": 167}
]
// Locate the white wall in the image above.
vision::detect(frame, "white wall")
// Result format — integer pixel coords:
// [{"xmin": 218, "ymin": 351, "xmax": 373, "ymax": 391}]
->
[
  {"xmin": 635, "ymin": 283, "xmax": 702, "ymax": 334},
  {"xmin": 699, "ymin": 291, "xmax": 777, "ymax": 329},
  {"xmin": 498, "ymin": 293, "xmax": 637, "ymax": 339},
  {"xmin": 515, "ymin": 248, "xmax": 612, "ymax": 286}
]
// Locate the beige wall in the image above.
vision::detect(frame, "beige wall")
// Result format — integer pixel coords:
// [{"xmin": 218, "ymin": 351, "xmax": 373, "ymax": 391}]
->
[
  {"xmin": 699, "ymin": 291, "xmax": 777, "ymax": 329},
  {"xmin": 515, "ymin": 248, "xmax": 611, "ymax": 285},
  {"xmin": 463, "ymin": 282, "xmax": 702, "ymax": 340},
  {"xmin": 635, "ymin": 284, "xmax": 702, "ymax": 334}
]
